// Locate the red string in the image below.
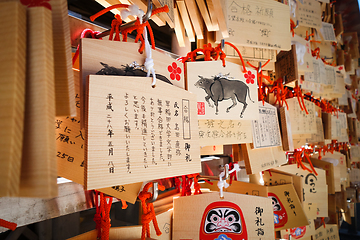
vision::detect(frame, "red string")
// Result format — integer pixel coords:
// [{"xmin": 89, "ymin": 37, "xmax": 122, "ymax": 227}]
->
[
  {"xmin": 90, "ymin": 4, "xmax": 130, "ymax": 21},
  {"xmin": 187, "ymin": 174, "xmax": 202, "ymax": 195},
  {"xmin": 0, "ymin": 219, "xmax": 17, "ymax": 231},
  {"xmin": 93, "ymin": 191, "xmax": 102, "ymax": 240},
  {"xmin": 89, "ymin": 4, "xmax": 168, "ymax": 53},
  {"xmin": 72, "ymin": 29, "xmax": 102, "ymax": 65},
  {"xmin": 247, "ymin": 60, "xmax": 271, "ymax": 105},
  {"xmin": 320, "ymin": 217, "xmax": 326, "ymax": 228},
  {"xmin": 109, "ymin": 14, "xmax": 122, "ymax": 41},
  {"xmin": 180, "ymin": 41, "xmax": 247, "ymax": 73},
  {"xmin": 228, "ymin": 162, "xmax": 238, "ymax": 184},
  {"xmin": 293, "ymin": 85, "xmax": 309, "ymax": 114},
  {"xmin": 100, "ymin": 194, "xmax": 113, "ymax": 240},
  {"xmin": 224, "ymin": 42, "xmax": 247, "ymax": 73},
  {"xmin": 290, "ymin": 19, "xmax": 296, "ymax": 37},
  {"xmin": 269, "ymin": 78, "xmax": 289, "ymax": 109},
  {"xmin": 138, "ymin": 182, "xmax": 165, "ymax": 240},
  {"xmin": 121, "ymin": 199, "xmax": 128, "ymax": 209},
  {"xmin": 181, "ymin": 175, "xmax": 192, "ymax": 196},
  {"xmin": 93, "ymin": 191, "xmax": 113, "ymax": 240},
  {"xmin": 312, "ymin": 47, "xmax": 321, "ymax": 59}
]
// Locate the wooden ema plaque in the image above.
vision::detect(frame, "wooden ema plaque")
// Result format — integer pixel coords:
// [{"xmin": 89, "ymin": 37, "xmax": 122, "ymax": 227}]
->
[
  {"xmin": 173, "ymin": 192, "xmax": 274, "ymax": 240},
  {"xmin": 20, "ymin": 6, "xmax": 58, "ymax": 198},
  {"xmin": 226, "ymin": 0, "xmax": 291, "ymax": 50},
  {"xmin": 275, "ymin": 45, "xmax": 298, "ymax": 84},
  {"xmin": 251, "ymin": 102, "xmax": 282, "ymax": 149},
  {"xmin": 287, "ymin": 98, "xmax": 316, "ymax": 135},
  {"xmin": 198, "ymin": 119, "xmax": 253, "ymax": 146},
  {"xmin": 298, "ymin": 0, "xmax": 322, "ymax": 29},
  {"xmin": 0, "ymin": 2, "xmax": 26, "ymax": 197},
  {"xmin": 267, "ymin": 184, "xmax": 309, "ymax": 231},
  {"xmin": 56, "ymin": 70, "xmax": 141, "ymax": 203},
  {"xmin": 85, "ymin": 75, "xmax": 200, "ymax": 190},
  {"xmin": 272, "ymin": 164, "xmax": 328, "ymax": 218},
  {"xmin": 279, "ymin": 107, "xmax": 295, "ymax": 152},
  {"xmin": 80, "ymin": 38, "xmax": 186, "ymax": 128},
  {"xmin": 242, "ymin": 143, "xmax": 287, "ymax": 174},
  {"xmin": 292, "ymin": 34, "xmax": 314, "ymax": 73},
  {"xmin": 281, "ymin": 219, "xmax": 316, "ymax": 240},
  {"xmin": 186, "ymin": 61, "xmax": 259, "ymax": 121},
  {"xmin": 49, "ymin": 0, "xmax": 76, "ymax": 117},
  {"xmin": 224, "ymin": 44, "xmax": 277, "ymax": 62}
]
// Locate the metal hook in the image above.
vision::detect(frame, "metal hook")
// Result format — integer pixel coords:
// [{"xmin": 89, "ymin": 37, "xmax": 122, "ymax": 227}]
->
[
  {"xmin": 221, "ymin": 39, "xmax": 225, "ymax": 50},
  {"xmin": 258, "ymin": 62, "xmax": 262, "ymax": 73},
  {"xmin": 223, "ymin": 164, "xmax": 229, "ymax": 181},
  {"xmin": 313, "ymin": 146, "xmax": 316, "ymax": 154},
  {"xmin": 294, "ymin": 20, "xmax": 299, "ymax": 29},
  {"xmin": 143, "ymin": 0, "xmax": 153, "ymax": 22},
  {"xmin": 283, "ymin": 76, "xmax": 286, "ymax": 85},
  {"xmin": 148, "ymin": 182, "xmax": 159, "ymax": 203}
]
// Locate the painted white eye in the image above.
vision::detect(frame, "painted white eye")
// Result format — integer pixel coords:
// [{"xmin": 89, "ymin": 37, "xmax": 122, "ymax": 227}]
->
[
  {"xmin": 226, "ymin": 215, "xmax": 235, "ymax": 224},
  {"xmin": 210, "ymin": 214, "xmax": 219, "ymax": 223}
]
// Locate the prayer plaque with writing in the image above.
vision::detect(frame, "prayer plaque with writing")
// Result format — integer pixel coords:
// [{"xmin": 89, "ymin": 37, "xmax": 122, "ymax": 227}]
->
[
  {"xmin": 226, "ymin": 0, "xmax": 291, "ymax": 50},
  {"xmin": 85, "ymin": 75, "xmax": 200, "ymax": 190}
]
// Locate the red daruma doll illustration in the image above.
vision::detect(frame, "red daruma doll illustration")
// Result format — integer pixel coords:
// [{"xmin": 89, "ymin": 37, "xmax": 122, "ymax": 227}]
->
[
  {"xmin": 199, "ymin": 201, "xmax": 248, "ymax": 240},
  {"xmin": 268, "ymin": 193, "xmax": 288, "ymax": 228},
  {"xmin": 290, "ymin": 226, "xmax": 306, "ymax": 238}
]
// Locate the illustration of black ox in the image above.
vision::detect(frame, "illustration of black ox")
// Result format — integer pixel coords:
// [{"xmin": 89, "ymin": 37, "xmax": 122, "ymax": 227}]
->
[
  {"xmin": 96, "ymin": 62, "xmax": 173, "ymax": 85},
  {"xmin": 195, "ymin": 75, "xmax": 254, "ymax": 118}
]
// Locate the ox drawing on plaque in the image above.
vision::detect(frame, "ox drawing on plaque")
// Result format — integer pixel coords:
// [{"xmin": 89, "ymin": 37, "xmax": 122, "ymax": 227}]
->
[{"xmin": 187, "ymin": 61, "xmax": 259, "ymax": 120}]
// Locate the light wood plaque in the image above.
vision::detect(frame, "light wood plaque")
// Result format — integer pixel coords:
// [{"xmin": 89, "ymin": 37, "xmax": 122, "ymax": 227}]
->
[
  {"xmin": 0, "ymin": 2, "xmax": 26, "ymax": 197},
  {"xmin": 85, "ymin": 75, "xmax": 201, "ymax": 190}
]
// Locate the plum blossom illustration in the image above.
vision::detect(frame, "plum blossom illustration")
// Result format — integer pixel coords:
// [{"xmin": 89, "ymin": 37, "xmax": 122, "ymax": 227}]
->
[{"xmin": 168, "ymin": 62, "xmax": 182, "ymax": 81}]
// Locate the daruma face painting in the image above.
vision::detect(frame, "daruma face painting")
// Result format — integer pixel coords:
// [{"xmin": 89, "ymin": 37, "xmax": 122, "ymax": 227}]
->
[
  {"xmin": 268, "ymin": 193, "xmax": 288, "ymax": 228},
  {"xmin": 200, "ymin": 201, "xmax": 248, "ymax": 240}
]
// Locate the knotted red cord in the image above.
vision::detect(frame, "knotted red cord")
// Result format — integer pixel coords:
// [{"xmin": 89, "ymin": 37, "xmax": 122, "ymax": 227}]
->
[
  {"xmin": 247, "ymin": 60, "xmax": 271, "ymax": 105},
  {"xmin": 138, "ymin": 182, "xmax": 165, "ymax": 240},
  {"xmin": 290, "ymin": 19, "xmax": 296, "ymax": 37},
  {"xmin": 121, "ymin": 199, "xmax": 128, "ymax": 209},
  {"xmin": 180, "ymin": 41, "xmax": 247, "ymax": 73},
  {"xmin": 320, "ymin": 217, "xmax": 326, "ymax": 228},
  {"xmin": 293, "ymin": 85, "xmax": 309, "ymax": 114},
  {"xmin": 101, "ymin": 194, "xmax": 113, "ymax": 240},
  {"xmin": 228, "ymin": 162, "xmax": 238, "ymax": 184},
  {"xmin": 187, "ymin": 174, "xmax": 202, "ymax": 195},
  {"xmin": 93, "ymin": 191, "xmax": 113, "ymax": 240},
  {"xmin": 303, "ymin": 149, "xmax": 318, "ymax": 175},
  {"xmin": 293, "ymin": 148, "xmax": 318, "ymax": 175},
  {"xmin": 294, "ymin": 149, "xmax": 313, "ymax": 173},
  {"xmin": 269, "ymin": 78, "xmax": 289, "ymax": 109},
  {"xmin": 72, "ymin": 29, "xmax": 102, "ymax": 65},
  {"xmin": 305, "ymin": 31, "xmax": 321, "ymax": 43},
  {"xmin": 90, "ymin": 4, "xmax": 168, "ymax": 53},
  {"xmin": 181, "ymin": 175, "xmax": 192, "ymax": 196},
  {"xmin": 312, "ymin": 47, "xmax": 321, "ymax": 59},
  {"xmin": 93, "ymin": 191, "xmax": 102, "ymax": 240},
  {"xmin": 109, "ymin": 14, "xmax": 122, "ymax": 41},
  {"xmin": 0, "ymin": 219, "xmax": 17, "ymax": 231}
]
